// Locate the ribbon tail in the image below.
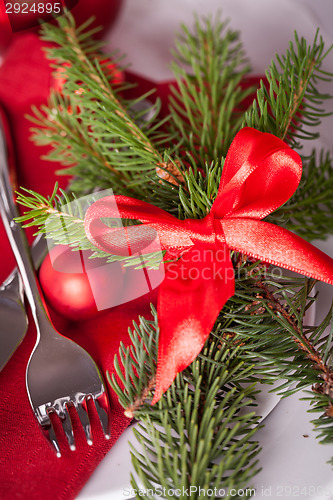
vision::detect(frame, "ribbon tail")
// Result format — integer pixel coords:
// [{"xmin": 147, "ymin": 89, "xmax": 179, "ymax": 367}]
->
[
  {"xmin": 152, "ymin": 244, "xmax": 235, "ymax": 405},
  {"xmin": 222, "ymin": 218, "xmax": 333, "ymax": 284}
]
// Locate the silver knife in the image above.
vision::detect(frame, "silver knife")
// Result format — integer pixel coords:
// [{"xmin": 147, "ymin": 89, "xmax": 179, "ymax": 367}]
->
[{"xmin": 0, "ymin": 233, "xmax": 48, "ymax": 373}]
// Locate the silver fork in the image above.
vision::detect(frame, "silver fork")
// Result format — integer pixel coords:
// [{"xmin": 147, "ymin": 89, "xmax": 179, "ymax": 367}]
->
[{"xmin": 0, "ymin": 116, "xmax": 110, "ymax": 457}]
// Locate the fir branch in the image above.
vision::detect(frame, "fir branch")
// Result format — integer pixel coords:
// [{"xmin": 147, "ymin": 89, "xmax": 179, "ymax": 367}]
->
[
  {"xmin": 304, "ymin": 388, "xmax": 333, "ymax": 460},
  {"xmin": 110, "ymin": 264, "xmax": 333, "ymax": 481},
  {"xmin": 170, "ymin": 22, "xmax": 333, "ymax": 241},
  {"xmin": 223, "ymin": 261, "xmax": 333, "ymax": 452},
  {"xmin": 15, "ymin": 185, "xmax": 99, "ymax": 250},
  {"xmin": 15, "ymin": 185, "xmax": 163, "ymax": 269},
  {"xmin": 254, "ymin": 278, "xmax": 331, "ymax": 379},
  {"xmin": 29, "ymin": 93, "xmax": 133, "ymax": 188},
  {"xmin": 178, "ymin": 159, "xmax": 223, "ymax": 219},
  {"xmin": 42, "ymin": 12, "xmax": 163, "ymax": 162},
  {"xmin": 108, "ymin": 310, "xmax": 159, "ymax": 417},
  {"xmin": 109, "ymin": 307, "xmax": 262, "ymax": 498},
  {"xmin": 244, "ymin": 30, "xmax": 333, "ymax": 149},
  {"xmin": 28, "ymin": 12, "xmax": 182, "ymax": 201},
  {"xmin": 14, "ymin": 12, "xmax": 333, "ymax": 480},
  {"xmin": 169, "ymin": 14, "xmax": 254, "ymax": 166},
  {"xmin": 268, "ymin": 149, "xmax": 333, "ymax": 240}
]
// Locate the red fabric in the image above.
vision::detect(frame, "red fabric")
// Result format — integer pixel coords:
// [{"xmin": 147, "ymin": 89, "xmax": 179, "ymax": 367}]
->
[
  {"xmin": 84, "ymin": 128, "xmax": 333, "ymax": 403},
  {"xmin": 0, "ymin": 34, "xmax": 264, "ymax": 498}
]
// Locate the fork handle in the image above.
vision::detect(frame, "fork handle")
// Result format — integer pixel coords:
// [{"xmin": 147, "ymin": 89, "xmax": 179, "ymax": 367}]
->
[{"xmin": 0, "ymin": 118, "xmax": 52, "ymax": 335}]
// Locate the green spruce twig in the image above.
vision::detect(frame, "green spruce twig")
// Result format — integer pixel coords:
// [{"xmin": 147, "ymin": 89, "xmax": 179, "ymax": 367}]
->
[
  {"xmin": 169, "ymin": 14, "xmax": 254, "ymax": 166},
  {"xmin": 14, "ymin": 12, "xmax": 333, "ymax": 491},
  {"xmin": 109, "ymin": 306, "xmax": 262, "ymax": 499},
  {"xmin": 110, "ymin": 263, "xmax": 333, "ymax": 488},
  {"xmin": 28, "ymin": 11, "xmax": 184, "ymax": 202},
  {"xmin": 244, "ymin": 30, "xmax": 333, "ymax": 149}
]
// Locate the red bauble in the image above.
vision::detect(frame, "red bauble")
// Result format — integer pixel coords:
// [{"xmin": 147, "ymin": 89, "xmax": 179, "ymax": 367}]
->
[
  {"xmin": 39, "ymin": 245, "xmax": 124, "ymax": 321},
  {"xmin": 0, "ymin": 0, "xmax": 123, "ymax": 53}
]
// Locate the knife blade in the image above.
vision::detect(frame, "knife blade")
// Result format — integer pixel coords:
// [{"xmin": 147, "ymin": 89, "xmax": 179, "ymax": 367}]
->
[{"xmin": 0, "ymin": 234, "xmax": 47, "ymax": 372}]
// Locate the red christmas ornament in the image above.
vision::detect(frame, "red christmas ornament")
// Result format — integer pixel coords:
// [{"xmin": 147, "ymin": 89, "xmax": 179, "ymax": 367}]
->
[
  {"xmin": 0, "ymin": 0, "xmax": 123, "ymax": 53},
  {"xmin": 39, "ymin": 244, "xmax": 124, "ymax": 321}
]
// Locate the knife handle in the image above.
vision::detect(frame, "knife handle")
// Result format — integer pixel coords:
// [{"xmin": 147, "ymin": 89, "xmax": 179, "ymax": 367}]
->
[{"xmin": 1, "ymin": 234, "xmax": 47, "ymax": 290}]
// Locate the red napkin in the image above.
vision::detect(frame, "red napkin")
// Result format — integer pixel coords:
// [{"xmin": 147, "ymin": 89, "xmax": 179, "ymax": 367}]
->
[{"xmin": 0, "ymin": 34, "xmax": 263, "ymax": 498}]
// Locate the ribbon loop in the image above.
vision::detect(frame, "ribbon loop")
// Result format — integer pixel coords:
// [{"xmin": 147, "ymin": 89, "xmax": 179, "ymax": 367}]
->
[{"xmin": 212, "ymin": 127, "xmax": 302, "ymax": 220}]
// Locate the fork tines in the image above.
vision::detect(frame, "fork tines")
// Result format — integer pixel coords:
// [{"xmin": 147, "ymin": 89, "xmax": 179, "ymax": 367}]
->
[{"xmin": 36, "ymin": 393, "xmax": 110, "ymax": 457}]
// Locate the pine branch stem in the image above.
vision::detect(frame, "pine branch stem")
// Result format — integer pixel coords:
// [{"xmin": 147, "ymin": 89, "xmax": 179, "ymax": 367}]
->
[
  {"xmin": 41, "ymin": 204, "xmax": 83, "ymax": 223},
  {"xmin": 124, "ymin": 375, "xmax": 157, "ymax": 418},
  {"xmin": 63, "ymin": 25, "xmax": 164, "ymax": 164},
  {"xmin": 256, "ymin": 280, "xmax": 333, "ymax": 399},
  {"xmin": 281, "ymin": 59, "xmax": 316, "ymax": 140},
  {"xmin": 257, "ymin": 281, "xmax": 322, "ymax": 365}
]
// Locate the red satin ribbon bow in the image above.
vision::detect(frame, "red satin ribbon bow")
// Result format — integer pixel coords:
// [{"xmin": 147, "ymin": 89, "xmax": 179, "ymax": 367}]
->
[{"xmin": 84, "ymin": 127, "xmax": 333, "ymax": 404}]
